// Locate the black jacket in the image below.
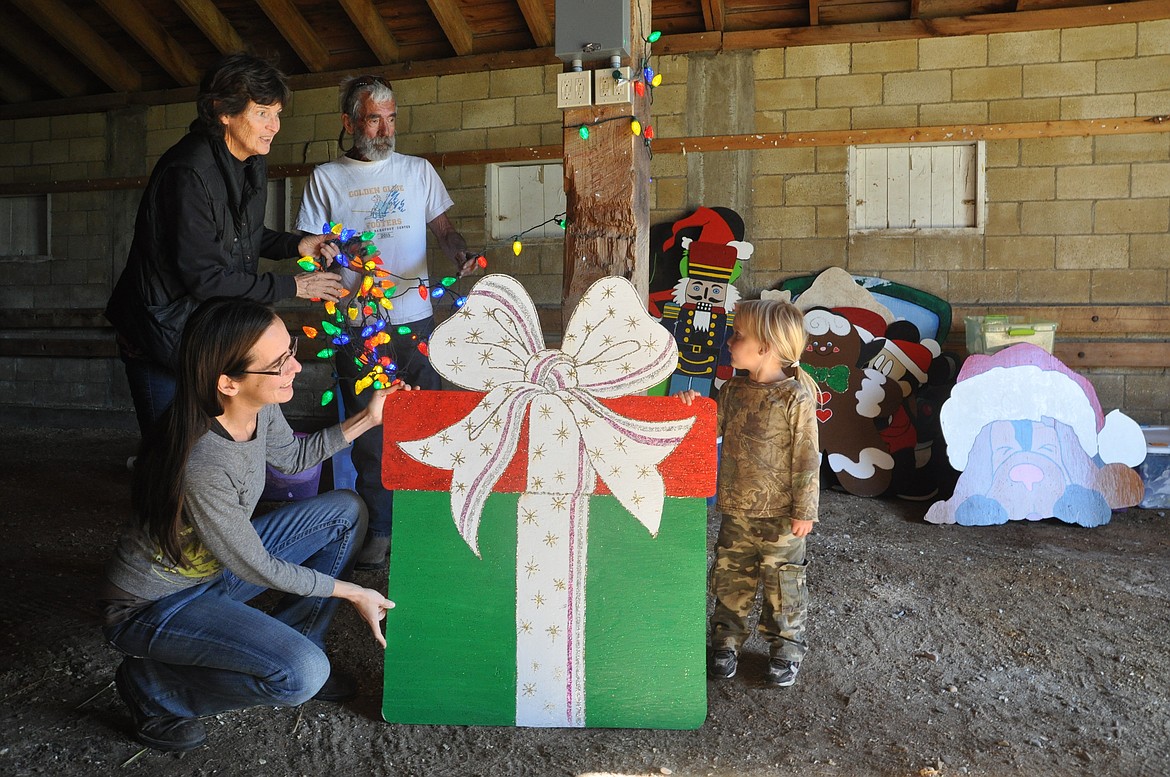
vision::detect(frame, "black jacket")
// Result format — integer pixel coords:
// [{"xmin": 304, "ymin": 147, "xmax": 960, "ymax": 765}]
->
[{"xmin": 106, "ymin": 125, "xmax": 301, "ymax": 369}]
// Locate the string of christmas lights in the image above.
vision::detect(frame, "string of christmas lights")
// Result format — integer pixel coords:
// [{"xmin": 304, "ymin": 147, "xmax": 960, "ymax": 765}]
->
[{"xmin": 298, "ymin": 222, "xmax": 486, "ymax": 405}]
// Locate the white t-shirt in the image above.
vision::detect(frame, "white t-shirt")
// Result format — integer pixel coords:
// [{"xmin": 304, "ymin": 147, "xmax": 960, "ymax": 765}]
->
[{"xmin": 296, "ymin": 153, "xmax": 454, "ymax": 324}]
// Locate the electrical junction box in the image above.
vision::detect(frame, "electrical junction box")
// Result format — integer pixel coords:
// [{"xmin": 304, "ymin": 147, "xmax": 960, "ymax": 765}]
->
[
  {"xmin": 557, "ymin": 71, "xmax": 592, "ymax": 109},
  {"xmin": 594, "ymin": 67, "xmax": 632, "ymax": 105},
  {"xmin": 555, "ymin": 0, "xmax": 630, "ymax": 65}
]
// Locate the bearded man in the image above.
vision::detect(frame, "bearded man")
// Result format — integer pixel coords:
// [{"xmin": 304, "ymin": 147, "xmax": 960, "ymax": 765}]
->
[{"xmin": 296, "ymin": 75, "xmax": 479, "ymax": 570}]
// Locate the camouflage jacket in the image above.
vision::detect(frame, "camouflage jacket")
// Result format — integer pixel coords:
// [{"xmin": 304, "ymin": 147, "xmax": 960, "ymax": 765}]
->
[{"xmin": 716, "ymin": 376, "xmax": 820, "ymax": 522}]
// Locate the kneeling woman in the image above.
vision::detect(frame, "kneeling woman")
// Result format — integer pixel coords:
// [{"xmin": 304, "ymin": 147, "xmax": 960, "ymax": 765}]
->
[{"xmin": 100, "ymin": 298, "xmax": 403, "ymax": 751}]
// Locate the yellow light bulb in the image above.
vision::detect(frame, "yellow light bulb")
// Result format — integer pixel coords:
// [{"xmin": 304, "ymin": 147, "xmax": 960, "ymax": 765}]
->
[{"xmin": 513, "ymin": 240, "xmax": 522, "ymax": 255}]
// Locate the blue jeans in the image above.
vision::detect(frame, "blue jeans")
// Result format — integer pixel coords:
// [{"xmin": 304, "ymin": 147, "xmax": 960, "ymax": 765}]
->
[
  {"xmin": 122, "ymin": 354, "xmax": 176, "ymax": 438},
  {"xmin": 103, "ymin": 490, "xmax": 367, "ymax": 719},
  {"xmin": 337, "ymin": 315, "xmax": 441, "ymax": 538}
]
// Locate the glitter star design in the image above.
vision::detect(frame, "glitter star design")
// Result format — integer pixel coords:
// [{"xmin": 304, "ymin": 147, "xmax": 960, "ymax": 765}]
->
[
  {"xmin": 419, "ymin": 443, "xmax": 432, "ymax": 458},
  {"xmin": 522, "ymin": 508, "xmax": 538, "ymax": 525},
  {"xmin": 563, "ymin": 332, "xmax": 577, "ymax": 342},
  {"xmin": 625, "ymin": 315, "xmax": 641, "ymax": 331},
  {"xmin": 524, "ymin": 557, "xmax": 540, "ymax": 578},
  {"xmin": 532, "ymin": 592, "xmax": 546, "ymax": 607},
  {"xmin": 551, "ymin": 495, "xmax": 567, "ymax": 512},
  {"xmin": 553, "ymin": 470, "xmax": 566, "ymax": 484},
  {"xmin": 457, "ymin": 307, "xmax": 474, "ymax": 319},
  {"xmin": 467, "ymin": 328, "xmax": 484, "ymax": 343},
  {"xmin": 479, "ymin": 348, "xmax": 494, "ymax": 365},
  {"xmin": 455, "ymin": 481, "xmax": 467, "ymax": 494},
  {"xmin": 463, "ymin": 418, "xmax": 476, "ymax": 433},
  {"xmin": 620, "ymin": 361, "xmax": 632, "ymax": 372},
  {"xmin": 451, "ymin": 451, "xmax": 466, "ymax": 466},
  {"xmin": 643, "ymin": 336, "xmax": 659, "ymax": 351},
  {"xmin": 555, "ymin": 424, "xmax": 570, "ymax": 442},
  {"xmin": 601, "ymin": 285, "xmax": 616, "ymax": 299},
  {"xmin": 448, "ymin": 357, "xmax": 465, "ymax": 374},
  {"xmin": 483, "ymin": 377, "xmax": 496, "ymax": 391},
  {"xmin": 637, "ymin": 464, "xmax": 652, "ymax": 479},
  {"xmin": 592, "ymin": 362, "xmax": 608, "ymax": 374},
  {"xmin": 480, "ymin": 443, "xmax": 493, "ymax": 456},
  {"xmin": 531, "ymin": 444, "xmax": 545, "ymax": 460},
  {"xmin": 602, "ymin": 334, "xmax": 616, "ymax": 347},
  {"xmin": 583, "ymin": 322, "xmax": 597, "ymax": 334},
  {"xmin": 522, "ymin": 683, "xmax": 536, "ymax": 697},
  {"xmin": 531, "ymin": 661, "xmax": 541, "ymax": 672},
  {"xmin": 578, "ymin": 416, "xmax": 593, "ymax": 428},
  {"xmin": 546, "ymin": 624, "xmax": 561, "ymax": 640},
  {"xmin": 605, "ymin": 305, "xmax": 616, "ymax": 318},
  {"xmin": 439, "ymin": 431, "xmax": 452, "ymax": 444},
  {"xmin": 554, "ymin": 578, "xmax": 566, "ymax": 591},
  {"xmin": 490, "ymin": 416, "xmax": 503, "ymax": 431},
  {"xmin": 531, "ymin": 476, "xmax": 544, "ymax": 490},
  {"xmin": 519, "ymin": 620, "xmax": 532, "ymax": 634},
  {"xmin": 612, "ymin": 436, "xmax": 628, "ymax": 452},
  {"xmin": 445, "ymin": 337, "xmax": 457, "ymax": 348},
  {"xmin": 543, "ymin": 531, "xmax": 558, "ymax": 547},
  {"xmin": 631, "ymin": 492, "xmax": 645, "ymax": 507},
  {"xmin": 538, "ymin": 404, "xmax": 553, "ymax": 420},
  {"xmin": 609, "ymin": 464, "xmax": 622, "ymax": 477}
]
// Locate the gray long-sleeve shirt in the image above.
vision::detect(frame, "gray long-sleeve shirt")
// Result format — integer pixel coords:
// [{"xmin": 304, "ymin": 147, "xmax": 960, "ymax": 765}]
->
[{"xmin": 104, "ymin": 405, "xmax": 349, "ymax": 603}]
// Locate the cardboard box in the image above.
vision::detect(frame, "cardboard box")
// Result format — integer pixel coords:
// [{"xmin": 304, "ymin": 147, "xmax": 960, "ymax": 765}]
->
[
  {"xmin": 965, "ymin": 315, "xmax": 1058, "ymax": 355},
  {"xmin": 1138, "ymin": 426, "xmax": 1170, "ymax": 509}
]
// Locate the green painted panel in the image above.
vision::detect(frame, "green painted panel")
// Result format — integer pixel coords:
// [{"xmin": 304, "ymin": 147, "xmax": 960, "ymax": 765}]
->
[{"xmin": 382, "ymin": 492, "xmax": 708, "ymax": 729}]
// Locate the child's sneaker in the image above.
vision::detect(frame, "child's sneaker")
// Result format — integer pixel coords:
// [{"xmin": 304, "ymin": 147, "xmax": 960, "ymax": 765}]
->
[
  {"xmin": 766, "ymin": 657, "xmax": 800, "ymax": 687},
  {"xmin": 709, "ymin": 648, "xmax": 737, "ymax": 679}
]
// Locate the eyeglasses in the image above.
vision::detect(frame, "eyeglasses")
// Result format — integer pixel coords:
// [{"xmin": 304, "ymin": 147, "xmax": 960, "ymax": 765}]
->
[{"xmin": 242, "ymin": 337, "xmax": 298, "ymax": 376}]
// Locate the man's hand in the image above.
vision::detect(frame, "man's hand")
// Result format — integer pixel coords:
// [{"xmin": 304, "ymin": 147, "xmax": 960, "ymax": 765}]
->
[
  {"xmin": 454, "ymin": 250, "xmax": 482, "ymax": 279},
  {"xmin": 297, "ymin": 232, "xmax": 341, "ymax": 260}
]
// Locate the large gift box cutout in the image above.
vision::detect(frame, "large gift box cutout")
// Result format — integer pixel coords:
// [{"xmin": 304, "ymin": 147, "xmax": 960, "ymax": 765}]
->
[{"xmin": 381, "ymin": 275, "xmax": 716, "ymax": 729}]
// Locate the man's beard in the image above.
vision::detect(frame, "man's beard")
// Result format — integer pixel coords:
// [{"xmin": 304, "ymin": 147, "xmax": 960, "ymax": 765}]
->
[{"xmin": 353, "ymin": 133, "xmax": 395, "ymax": 161}]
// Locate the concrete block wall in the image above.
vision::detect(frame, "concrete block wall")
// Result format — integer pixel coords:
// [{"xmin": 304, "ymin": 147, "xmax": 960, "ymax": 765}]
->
[{"xmin": 0, "ymin": 20, "xmax": 1167, "ymax": 424}]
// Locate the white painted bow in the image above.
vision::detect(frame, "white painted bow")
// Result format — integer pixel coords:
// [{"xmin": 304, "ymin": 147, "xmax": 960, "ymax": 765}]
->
[{"xmin": 398, "ymin": 274, "xmax": 693, "ymax": 556}]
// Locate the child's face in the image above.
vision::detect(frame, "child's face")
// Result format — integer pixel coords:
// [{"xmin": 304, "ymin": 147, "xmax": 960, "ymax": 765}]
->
[{"xmin": 728, "ymin": 327, "xmax": 768, "ymax": 376}]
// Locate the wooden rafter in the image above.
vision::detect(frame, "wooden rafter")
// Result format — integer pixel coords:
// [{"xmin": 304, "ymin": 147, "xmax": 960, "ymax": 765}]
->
[
  {"xmin": 338, "ymin": 0, "xmax": 401, "ymax": 63},
  {"xmin": 726, "ymin": 0, "xmax": 1170, "ymax": 48},
  {"xmin": 9, "ymin": 0, "xmax": 141, "ymax": 93},
  {"xmin": 516, "ymin": 0, "xmax": 554, "ymax": 47},
  {"xmin": 172, "ymin": 0, "xmax": 246, "ymax": 55},
  {"xmin": 809, "ymin": 0, "xmax": 820, "ymax": 26},
  {"xmin": 701, "ymin": 0, "xmax": 726, "ymax": 31},
  {"xmin": 96, "ymin": 0, "xmax": 201, "ymax": 85},
  {"xmin": 0, "ymin": 25, "xmax": 88, "ymax": 98},
  {"xmin": 425, "ymin": 0, "xmax": 475, "ymax": 57},
  {"xmin": 254, "ymin": 0, "xmax": 332, "ymax": 72}
]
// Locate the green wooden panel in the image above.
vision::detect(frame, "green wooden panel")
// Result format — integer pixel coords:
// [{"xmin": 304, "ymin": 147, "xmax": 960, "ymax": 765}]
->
[{"xmin": 382, "ymin": 492, "xmax": 708, "ymax": 729}]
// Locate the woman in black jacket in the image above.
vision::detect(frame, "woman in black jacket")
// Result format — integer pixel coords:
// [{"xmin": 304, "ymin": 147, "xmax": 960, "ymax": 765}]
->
[{"xmin": 107, "ymin": 53, "xmax": 343, "ymax": 435}]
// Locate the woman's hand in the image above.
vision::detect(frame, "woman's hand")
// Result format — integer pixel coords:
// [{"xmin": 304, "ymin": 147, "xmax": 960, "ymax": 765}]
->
[
  {"xmin": 340, "ymin": 380, "xmax": 415, "ymax": 443},
  {"xmin": 332, "ymin": 580, "xmax": 395, "ymax": 648},
  {"xmin": 298, "ymin": 232, "xmax": 342, "ymax": 260},
  {"xmin": 674, "ymin": 389, "xmax": 700, "ymax": 406},
  {"xmin": 294, "ymin": 271, "xmax": 344, "ymax": 301}
]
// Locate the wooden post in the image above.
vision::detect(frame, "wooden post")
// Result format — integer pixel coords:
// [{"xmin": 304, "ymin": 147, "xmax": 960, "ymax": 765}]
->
[{"xmin": 560, "ymin": 0, "xmax": 651, "ymax": 329}]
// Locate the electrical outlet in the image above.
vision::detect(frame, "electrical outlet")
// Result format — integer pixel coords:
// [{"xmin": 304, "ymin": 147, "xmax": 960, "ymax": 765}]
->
[
  {"xmin": 594, "ymin": 66, "xmax": 633, "ymax": 105},
  {"xmin": 557, "ymin": 71, "xmax": 592, "ymax": 109}
]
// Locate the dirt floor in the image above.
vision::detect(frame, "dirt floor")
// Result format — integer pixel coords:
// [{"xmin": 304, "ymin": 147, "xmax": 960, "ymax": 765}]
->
[{"xmin": 1, "ymin": 425, "xmax": 1168, "ymax": 777}]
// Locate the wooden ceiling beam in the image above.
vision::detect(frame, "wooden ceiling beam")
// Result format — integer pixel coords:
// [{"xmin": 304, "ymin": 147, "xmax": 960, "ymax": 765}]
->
[
  {"xmin": 425, "ymin": 0, "xmax": 475, "ymax": 57},
  {"xmin": 338, "ymin": 0, "xmax": 401, "ymax": 63},
  {"xmin": 254, "ymin": 0, "xmax": 332, "ymax": 72},
  {"xmin": 96, "ymin": 0, "xmax": 202, "ymax": 86},
  {"xmin": 172, "ymin": 0, "xmax": 246, "ymax": 56},
  {"xmin": 725, "ymin": 0, "xmax": 1170, "ymax": 49},
  {"xmin": 701, "ymin": 0, "xmax": 727, "ymax": 31},
  {"xmin": 0, "ymin": 25, "xmax": 89, "ymax": 98},
  {"xmin": 9, "ymin": 0, "xmax": 141, "ymax": 93},
  {"xmin": 809, "ymin": 0, "xmax": 820, "ymax": 26},
  {"xmin": 516, "ymin": 0, "xmax": 554, "ymax": 47}
]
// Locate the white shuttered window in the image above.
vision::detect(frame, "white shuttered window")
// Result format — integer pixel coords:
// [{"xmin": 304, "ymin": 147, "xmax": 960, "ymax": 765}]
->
[
  {"xmin": 488, "ymin": 162, "xmax": 566, "ymax": 240},
  {"xmin": 849, "ymin": 141, "xmax": 985, "ymax": 233}
]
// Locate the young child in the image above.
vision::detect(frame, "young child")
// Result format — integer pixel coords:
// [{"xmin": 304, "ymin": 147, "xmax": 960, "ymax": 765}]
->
[{"xmin": 678, "ymin": 298, "xmax": 820, "ymax": 686}]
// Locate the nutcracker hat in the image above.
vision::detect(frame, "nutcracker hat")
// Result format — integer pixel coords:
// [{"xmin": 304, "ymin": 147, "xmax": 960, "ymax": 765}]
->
[{"xmin": 664, "ymin": 207, "xmax": 746, "ymax": 285}]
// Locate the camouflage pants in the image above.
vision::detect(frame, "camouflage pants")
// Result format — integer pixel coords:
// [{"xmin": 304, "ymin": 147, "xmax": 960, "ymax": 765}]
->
[{"xmin": 710, "ymin": 512, "xmax": 809, "ymax": 662}]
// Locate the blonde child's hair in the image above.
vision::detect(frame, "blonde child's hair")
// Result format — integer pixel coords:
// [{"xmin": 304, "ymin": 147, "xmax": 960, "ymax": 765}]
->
[{"xmin": 734, "ymin": 299, "xmax": 818, "ymax": 397}]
